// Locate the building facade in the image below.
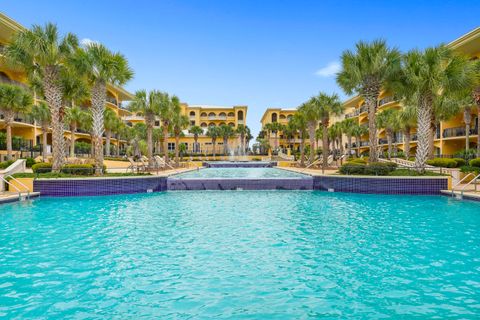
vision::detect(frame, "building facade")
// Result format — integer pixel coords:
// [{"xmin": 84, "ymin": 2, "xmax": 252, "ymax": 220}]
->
[{"xmin": 260, "ymin": 108, "xmax": 300, "ymax": 153}]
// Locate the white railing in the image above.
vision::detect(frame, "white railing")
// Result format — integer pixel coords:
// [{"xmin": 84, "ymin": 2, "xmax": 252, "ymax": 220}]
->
[
  {"xmin": 0, "ymin": 159, "xmax": 26, "ymax": 191},
  {"xmin": 451, "ymin": 172, "xmax": 480, "ymax": 198},
  {"xmin": 0, "ymin": 174, "xmax": 30, "ymax": 200}
]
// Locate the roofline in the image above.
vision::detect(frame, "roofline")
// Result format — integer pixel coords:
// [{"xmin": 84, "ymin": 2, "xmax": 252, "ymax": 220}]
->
[
  {"xmin": 447, "ymin": 27, "xmax": 480, "ymax": 50},
  {"xmin": 260, "ymin": 107, "xmax": 297, "ymax": 123},
  {"xmin": 0, "ymin": 12, "xmax": 25, "ymax": 33}
]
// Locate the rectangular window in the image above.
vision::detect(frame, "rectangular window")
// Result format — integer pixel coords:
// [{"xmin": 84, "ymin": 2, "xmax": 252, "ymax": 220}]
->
[{"xmin": 167, "ymin": 143, "xmax": 175, "ymax": 151}]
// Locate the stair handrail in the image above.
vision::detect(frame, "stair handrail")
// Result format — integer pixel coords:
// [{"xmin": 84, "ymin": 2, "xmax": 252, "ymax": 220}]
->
[
  {"xmin": 458, "ymin": 173, "xmax": 480, "ymax": 198},
  {"xmin": 451, "ymin": 172, "xmax": 474, "ymax": 196},
  {"xmin": 5, "ymin": 174, "xmax": 30, "ymax": 199},
  {"xmin": 0, "ymin": 175, "xmax": 23, "ymax": 199}
]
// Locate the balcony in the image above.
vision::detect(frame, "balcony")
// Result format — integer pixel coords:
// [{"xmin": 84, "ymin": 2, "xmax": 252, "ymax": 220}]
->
[
  {"xmin": 106, "ymin": 97, "xmax": 118, "ymax": 106},
  {"xmin": 443, "ymin": 126, "xmax": 478, "ymax": 138},
  {"xmin": 378, "ymin": 96, "xmax": 395, "ymax": 106}
]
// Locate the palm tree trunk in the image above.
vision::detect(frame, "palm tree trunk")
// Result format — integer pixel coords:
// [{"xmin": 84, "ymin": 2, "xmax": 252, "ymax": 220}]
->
[
  {"xmin": 70, "ymin": 125, "xmax": 76, "ymax": 158},
  {"xmin": 162, "ymin": 124, "xmax": 169, "ymax": 162},
  {"xmin": 105, "ymin": 130, "xmax": 111, "ymax": 157},
  {"xmin": 387, "ymin": 130, "xmax": 393, "ymax": 159},
  {"xmin": 175, "ymin": 134, "xmax": 180, "ymax": 166},
  {"xmin": 146, "ymin": 122, "xmax": 153, "ymax": 167},
  {"xmin": 91, "ymin": 80, "xmax": 107, "ymax": 175},
  {"xmin": 223, "ymin": 137, "xmax": 228, "ymax": 155},
  {"xmin": 194, "ymin": 136, "xmax": 198, "ymax": 153},
  {"xmin": 43, "ymin": 69, "xmax": 65, "ymax": 172},
  {"xmin": 404, "ymin": 128, "xmax": 411, "ymax": 159},
  {"xmin": 415, "ymin": 95, "xmax": 433, "ymax": 172},
  {"xmin": 322, "ymin": 123, "xmax": 328, "ymax": 168},
  {"xmin": 464, "ymin": 108, "xmax": 471, "ymax": 152},
  {"xmin": 116, "ymin": 138, "xmax": 121, "ymax": 157},
  {"xmin": 299, "ymin": 131, "xmax": 305, "ymax": 167},
  {"xmin": 473, "ymin": 87, "xmax": 480, "ymax": 157},
  {"xmin": 308, "ymin": 123, "xmax": 316, "ymax": 164},
  {"xmin": 356, "ymin": 135, "xmax": 361, "ymax": 156},
  {"xmin": 4, "ymin": 113, "xmax": 13, "ymax": 161},
  {"xmin": 339, "ymin": 134, "xmax": 344, "ymax": 156},
  {"xmin": 428, "ymin": 121, "xmax": 436, "ymax": 159},
  {"xmin": 364, "ymin": 93, "xmax": 379, "ymax": 162},
  {"xmin": 212, "ymin": 140, "xmax": 216, "ymax": 157},
  {"xmin": 42, "ymin": 125, "xmax": 48, "ymax": 162},
  {"xmin": 347, "ymin": 135, "xmax": 352, "ymax": 158}
]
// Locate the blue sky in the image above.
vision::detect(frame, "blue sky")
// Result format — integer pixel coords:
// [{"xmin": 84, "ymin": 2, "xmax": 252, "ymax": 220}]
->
[{"xmin": 2, "ymin": 0, "xmax": 480, "ymax": 136}]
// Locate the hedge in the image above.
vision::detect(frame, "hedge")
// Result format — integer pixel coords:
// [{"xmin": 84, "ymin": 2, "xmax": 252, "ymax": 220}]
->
[
  {"xmin": 426, "ymin": 158, "xmax": 458, "ymax": 168},
  {"xmin": 32, "ymin": 162, "xmax": 52, "ymax": 173},
  {"xmin": 0, "ymin": 160, "xmax": 15, "ymax": 169},
  {"xmin": 469, "ymin": 158, "xmax": 480, "ymax": 168},
  {"xmin": 61, "ymin": 164, "xmax": 95, "ymax": 175},
  {"xmin": 339, "ymin": 161, "xmax": 397, "ymax": 176},
  {"xmin": 452, "ymin": 158, "xmax": 466, "ymax": 167}
]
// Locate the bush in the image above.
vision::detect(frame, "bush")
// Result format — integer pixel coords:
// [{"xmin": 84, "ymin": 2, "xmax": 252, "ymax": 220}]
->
[
  {"xmin": 339, "ymin": 162, "xmax": 366, "ymax": 175},
  {"xmin": 426, "ymin": 158, "xmax": 457, "ymax": 168},
  {"xmin": 469, "ymin": 158, "xmax": 480, "ymax": 168},
  {"xmin": 452, "ymin": 158, "xmax": 466, "ymax": 167},
  {"xmin": 460, "ymin": 165, "xmax": 480, "ymax": 174},
  {"xmin": 0, "ymin": 160, "xmax": 15, "ymax": 169},
  {"xmin": 347, "ymin": 158, "xmax": 367, "ymax": 164},
  {"xmin": 364, "ymin": 162, "xmax": 397, "ymax": 176},
  {"xmin": 61, "ymin": 164, "xmax": 95, "ymax": 175},
  {"xmin": 32, "ymin": 162, "xmax": 52, "ymax": 173},
  {"xmin": 24, "ymin": 157, "xmax": 36, "ymax": 168}
]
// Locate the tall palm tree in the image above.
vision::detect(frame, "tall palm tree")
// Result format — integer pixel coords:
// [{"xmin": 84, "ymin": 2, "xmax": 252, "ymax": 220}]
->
[
  {"xmin": 30, "ymin": 101, "xmax": 51, "ymax": 162},
  {"xmin": 103, "ymin": 108, "xmax": 118, "ymax": 157},
  {"xmin": 330, "ymin": 122, "xmax": 344, "ymax": 156},
  {"xmin": 65, "ymin": 106, "xmax": 86, "ymax": 158},
  {"xmin": 310, "ymin": 92, "xmax": 343, "ymax": 167},
  {"xmin": 245, "ymin": 126, "xmax": 253, "ymax": 153},
  {"xmin": 298, "ymin": 100, "xmax": 320, "ymax": 164},
  {"xmin": 341, "ymin": 118, "xmax": 356, "ymax": 158},
  {"xmin": 0, "ymin": 84, "xmax": 32, "ymax": 160},
  {"xmin": 5, "ymin": 23, "xmax": 79, "ymax": 171},
  {"xmin": 352, "ymin": 124, "xmax": 368, "ymax": 156},
  {"xmin": 219, "ymin": 124, "xmax": 235, "ymax": 155},
  {"xmin": 397, "ymin": 105, "xmax": 417, "ymax": 159},
  {"xmin": 158, "ymin": 93, "xmax": 180, "ymax": 162},
  {"xmin": 236, "ymin": 124, "xmax": 248, "ymax": 154},
  {"xmin": 75, "ymin": 43, "xmax": 133, "ymax": 174},
  {"xmin": 337, "ymin": 40, "xmax": 401, "ymax": 162},
  {"xmin": 115, "ymin": 121, "xmax": 129, "ymax": 157},
  {"xmin": 153, "ymin": 127, "xmax": 164, "ymax": 155},
  {"xmin": 264, "ymin": 122, "xmax": 284, "ymax": 153},
  {"xmin": 399, "ymin": 46, "xmax": 476, "ymax": 171},
  {"xmin": 206, "ymin": 126, "xmax": 220, "ymax": 157},
  {"xmin": 376, "ymin": 108, "xmax": 399, "ymax": 159},
  {"xmin": 172, "ymin": 113, "xmax": 189, "ymax": 166},
  {"xmin": 129, "ymin": 90, "xmax": 162, "ymax": 166},
  {"xmin": 189, "ymin": 125, "xmax": 204, "ymax": 154},
  {"xmin": 290, "ymin": 111, "xmax": 308, "ymax": 166},
  {"xmin": 283, "ymin": 122, "xmax": 297, "ymax": 153}
]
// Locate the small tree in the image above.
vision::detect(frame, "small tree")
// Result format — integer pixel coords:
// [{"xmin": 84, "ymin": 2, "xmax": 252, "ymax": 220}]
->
[
  {"xmin": 189, "ymin": 125, "xmax": 204, "ymax": 153},
  {"xmin": 30, "ymin": 101, "xmax": 51, "ymax": 162}
]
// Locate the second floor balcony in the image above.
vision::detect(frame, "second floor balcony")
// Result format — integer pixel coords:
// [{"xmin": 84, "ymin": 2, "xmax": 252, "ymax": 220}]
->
[{"xmin": 443, "ymin": 126, "xmax": 478, "ymax": 138}]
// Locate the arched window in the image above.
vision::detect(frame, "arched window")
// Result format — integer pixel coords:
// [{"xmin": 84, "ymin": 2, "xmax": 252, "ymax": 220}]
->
[
  {"xmin": 208, "ymin": 123, "xmax": 216, "ymax": 127},
  {"xmin": 201, "ymin": 112, "xmax": 207, "ymax": 117},
  {"xmin": 237, "ymin": 110, "xmax": 244, "ymax": 121},
  {"xmin": 189, "ymin": 111, "xmax": 195, "ymax": 117},
  {"xmin": 280, "ymin": 114, "xmax": 286, "ymax": 119},
  {"xmin": 227, "ymin": 112, "xmax": 235, "ymax": 117},
  {"xmin": 219, "ymin": 122, "xmax": 226, "ymax": 126},
  {"xmin": 208, "ymin": 112, "xmax": 216, "ymax": 118},
  {"xmin": 200, "ymin": 122, "xmax": 208, "ymax": 127},
  {"xmin": 219, "ymin": 112, "xmax": 226, "ymax": 119},
  {"xmin": 287, "ymin": 115, "xmax": 293, "ymax": 120},
  {"xmin": 228, "ymin": 122, "xmax": 235, "ymax": 127},
  {"xmin": 271, "ymin": 113, "xmax": 277, "ymax": 123}
]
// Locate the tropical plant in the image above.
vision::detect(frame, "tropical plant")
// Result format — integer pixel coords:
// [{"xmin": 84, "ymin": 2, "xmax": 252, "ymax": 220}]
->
[
  {"xmin": 298, "ymin": 100, "xmax": 320, "ymax": 164},
  {"xmin": 236, "ymin": 124, "xmax": 248, "ymax": 154},
  {"xmin": 5, "ymin": 23, "xmax": 79, "ymax": 171},
  {"xmin": 158, "ymin": 93, "xmax": 181, "ymax": 162},
  {"xmin": 30, "ymin": 101, "xmax": 50, "ymax": 162},
  {"xmin": 219, "ymin": 124, "xmax": 235, "ymax": 155},
  {"xmin": 290, "ymin": 111, "xmax": 308, "ymax": 166},
  {"xmin": 329, "ymin": 122, "xmax": 344, "ymax": 157},
  {"xmin": 376, "ymin": 108, "xmax": 400, "ymax": 159},
  {"xmin": 398, "ymin": 45, "xmax": 477, "ymax": 172},
  {"xmin": 397, "ymin": 105, "xmax": 417, "ymax": 159},
  {"xmin": 341, "ymin": 118, "xmax": 356, "ymax": 158},
  {"xmin": 264, "ymin": 122, "xmax": 284, "ymax": 153},
  {"xmin": 172, "ymin": 113, "xmax": 189, "ymax": 166},
  {"xmin": 206, "ymin": 125, "xmax": 220, "ymax": 157},
  {"xmin": 153, "ymin": 127, "xmax": 164, "ymax": 155},
  {"xmin": 337, "ymin": 40, "xmax": 401, "ymax": 162},
  {"xmin": 129, "ymin": 90, "xmax": 162, "ymax": 166},
  {"xmin": 0, "ymin": 84, "xmax": 33, "ymax": 160},
  {"xmin": 189, "ymin": 125, "xmax": 204, "ymax": 153},
  {"xmin": 74, "ymin": 42, "xmax": 133, "ymax": 174},
  {"xmin": 351, "ymin": 124, "xmax": 368, "ymax": 156},
  {"xmin": 65, "ymin": 106, "xmax": 87, "ymax": 158},
  {"xmin": 103, "ymin": 108, "xmax": 119, "ymax": 157}
]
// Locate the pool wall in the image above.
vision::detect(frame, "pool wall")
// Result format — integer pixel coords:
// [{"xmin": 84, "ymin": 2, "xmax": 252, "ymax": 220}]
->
[
  {"xmin": 167, "ymin": 178, "xmax": 313, "ymax": 190},
  {"xmin": 203, "ymin": 161, "xmax": 276, "ymax": 168},
  {"xmin": 313, "ymin": 175, "xmax": 449, "ymax": 195},
  {"xmin": 34, "ymin": 176, "xmax": 168, "ymax": 197}
]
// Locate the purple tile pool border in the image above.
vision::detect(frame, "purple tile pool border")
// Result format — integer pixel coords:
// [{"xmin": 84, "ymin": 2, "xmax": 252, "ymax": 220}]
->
[
  {"xmin": 203, "ymin": 162, "xmax": 276, "ymax": 168},
  {"xmin": 313, "ymin": 176, "xmax": 448, "ymax": 195},
  {"xmin": 167, "ymin": 177, "xmax": 313, "ymax": 190},
  {"xmin": 34, "ymin": 176, "xmax": 168, "ymax": 197}
]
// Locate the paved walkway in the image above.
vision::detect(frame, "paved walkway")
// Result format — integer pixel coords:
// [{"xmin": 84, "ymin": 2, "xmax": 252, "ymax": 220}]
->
[{"xmin": 277, "ymin": 166, "xmax": 339, "ymax": 176}]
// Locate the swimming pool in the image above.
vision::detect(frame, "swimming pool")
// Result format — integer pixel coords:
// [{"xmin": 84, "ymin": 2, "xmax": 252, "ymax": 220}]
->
[
  {"xmin": 173, "ymin": 167, "xmax": 310, "ymax": 179},
  {"xmin": 1, "ymin": 191, "xmax": 479, "ymax": 318}
]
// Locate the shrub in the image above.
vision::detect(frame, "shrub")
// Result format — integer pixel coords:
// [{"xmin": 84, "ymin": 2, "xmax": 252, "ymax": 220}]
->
[
  {"xmin": 460, "ymin": 165, "xmax": 480, "ymax": 174},
  {"xmin": 469, "ymin": 158, "xmax": 480, "ymax": 168},
  {"xmin": 24, "ymin": 157, "xmax": 36, "ymax": 168},
  {"xmin": 0, "ymin": 160, "xmax": 15, "ymax": 169},
  {"xmin": 32, "ymin": 162, "xmax": 52, "ymax": 173},
  {"xmin": 452, "ymin": 158, "xmax": 466, "ymax": 167},
  {"xmin": 61, "ymin": 164, "xmax": 95, "ymax": 175},
  {"xmin": 347, "ymin": 158, "xmax": 367, "ymax": 164},
  {"xmin": 364, "ymin": 162, "xmax": 397, "ymax": 176},
  {"xmin": 339, "ymin": 162, "xmax": 365, "ymax": 175},
  {"xmin": 426, "ymin": 158, "xmax": 457, "ymax": 168}
]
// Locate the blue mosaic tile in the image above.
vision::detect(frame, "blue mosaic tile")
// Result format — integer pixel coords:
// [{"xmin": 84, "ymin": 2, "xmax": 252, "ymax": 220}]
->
[{"xmin": 167, "ymin": 177, "xmax": 313, "ymax": 190}]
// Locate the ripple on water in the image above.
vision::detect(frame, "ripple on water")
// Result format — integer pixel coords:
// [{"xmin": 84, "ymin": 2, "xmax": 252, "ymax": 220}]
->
[{"xmin": 1, "ymin": 191, "xmax": 480, "ymax": 318}]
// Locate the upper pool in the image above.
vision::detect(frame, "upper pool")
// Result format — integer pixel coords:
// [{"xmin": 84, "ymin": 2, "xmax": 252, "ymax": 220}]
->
[
  {"xmin": 1, "ymin": 191, "xmax": 480, "ymax": 318},
  {"xmin": 172, "ymin": 167, "xmax": 310, "ymax": 179}
]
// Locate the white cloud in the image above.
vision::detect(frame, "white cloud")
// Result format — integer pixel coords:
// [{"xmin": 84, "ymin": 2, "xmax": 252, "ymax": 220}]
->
[
  {"xmin": 315, "ymin": 61, "xmax": 341, "ymax": 77},
  {"xmin": 80, "ymin": 38, "xmax": 99, "ymax": 47}
]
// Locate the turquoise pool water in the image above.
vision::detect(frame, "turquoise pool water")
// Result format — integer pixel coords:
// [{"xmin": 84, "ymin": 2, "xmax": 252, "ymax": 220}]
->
[
  {"xmin": 173, "ymin": 167, "xmax": 309, "ymax": 179},
  {"xmin": 1, "ymin": 191, "xmax": 480, "ymax": 318}
]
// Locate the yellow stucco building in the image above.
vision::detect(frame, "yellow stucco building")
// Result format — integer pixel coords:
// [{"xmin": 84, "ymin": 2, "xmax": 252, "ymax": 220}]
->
[
  {"xmin": 260, "ymin": 108, "xmax": 300, "ymax": 153},
  {"xmin": 0, "ymin": 12, "xmax": 134, "ymax": 161}
]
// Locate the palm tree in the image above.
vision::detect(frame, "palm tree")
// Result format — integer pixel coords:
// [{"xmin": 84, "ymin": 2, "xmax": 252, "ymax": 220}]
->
[
  {"xmin": 236, "ymin": 124, "xmax": 248, "ymax": 154},
  {"xmin": 398, "ymin": 46, "xmax": 477, "ymax": 171},
  {"xmin": 264, "ymin": 122, "xmax": 284, "ymax": 153},
  {"xmin": 152, "ymin": 127, "xmax": 164, "ymax": 155},
  {"xmin": 376, "ymin": 108, "xmax": 399, "ymax": 159},
  {"xmin": 330, "ymin": 122, "xmax": 344, "ymax": 157},
  {"xmin": 129, "ymin": 90, "xmax": 162, "ymax": 166},
  {"xmin": 341, "ymin": 118, "xmax": 356, "ymax": 158},
  {"xmin": 298, "ymin": 100, "xmax": 320, "ymax": 164},
  {"xmin": 158, "ymin": 93, "xmax": 180, "ymax": 163},
  {"xmin": 65, "ymin": 106, "xmax": 86, "ymax": 158},
  {"xmin": 30, "ymin": 101, "xmax": 50, "ymax": 162},
  {"xmin": 283, "ymin": 122, "xmax": 297, "ymax": 153},
  {"xmin": 5, "ymin": 23, "xmax": 79, "ymax": 171},
  {"xmin": 397, "ymin": 106, "xmax": 417, "ymax": 159},
  {"xmin": 310, "ymin": 92, "xmax": 343, "ymax": 167},
  {"xmin": 76, "ymin": 43, "xmax": 133, "ymax": 174},
  {"xmin": 352, "ymin": 124, "xmax": 368, "ymax": 156},
  {"xmin": 172, "ymin": 113, "xmax": 189, "ymax": 166},
  {"xmin": 206, "ymin": 126, "xmax": 220, "ymax": 157},
  {"xmin": 290, "ymin": 111, "xmax": 308, "ymax": 166},
  {"xmin": 219, "ymin": 124, "xmax": 235, "ymax": 155},
  {"xmin": 189, "ymin": 125, "xmax": 204, "ymax": 154},
  {"xmin": 103, "ymin": 108, "xmax": 118, "ymax": 157},
  {"xmin": 0, "ymin": 84, "xmax": 32, "ymax": 160},
  {"xmin": 245, "ymin": 126, "xmax": 253, "ymax": 153},
  {"xmin": 337, "ymin": 40, "xmax": 401, "ymax": 162}
]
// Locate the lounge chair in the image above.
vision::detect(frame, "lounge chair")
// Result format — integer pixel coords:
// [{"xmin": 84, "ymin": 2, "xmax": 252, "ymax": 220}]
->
[{"xmin": 127, "ymin": 157, "xmax": 145, "ymax": 173}]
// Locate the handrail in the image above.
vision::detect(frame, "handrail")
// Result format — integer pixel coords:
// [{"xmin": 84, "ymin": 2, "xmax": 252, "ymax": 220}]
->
[
  {"xmin": 459, "ymin": 173, "xmax": 480, "ymax": 198},
  {"xmin": 451, "ymin": 172, "xmax": 474, "ymax": 195},
  {"xmin": 0, "ymin": 175, "xmax": 29, "ymax": 200},
  {"xmin": 5, "ymin": 174, "xmax": 30, "ymax": 199}
]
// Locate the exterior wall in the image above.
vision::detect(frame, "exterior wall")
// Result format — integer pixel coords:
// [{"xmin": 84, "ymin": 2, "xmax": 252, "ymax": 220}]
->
[{"xmin": 260, "ymin": 108, "xmax": 302, "ymax": 151}]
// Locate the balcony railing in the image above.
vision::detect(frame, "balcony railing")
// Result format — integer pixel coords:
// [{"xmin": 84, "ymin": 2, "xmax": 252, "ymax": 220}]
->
[
  {"xmin": 378, "ymin": 96, "xmax": 395, "ymax": 106},
  {"xmin": 106, "ymin": 97, "xmax": 118, "ymax": 106},
  {"xmin": 443, "ymin": 126, "xmax": 478, "ymax": 138}
]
